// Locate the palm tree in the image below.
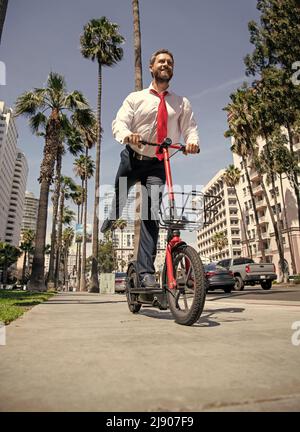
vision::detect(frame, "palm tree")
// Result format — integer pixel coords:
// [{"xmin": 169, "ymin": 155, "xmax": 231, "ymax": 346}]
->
[
  {"xmin": 224, "ymin": 86, "xmax": 266, "ymax": 262},
  {"xmin": 273, "ymin": 142, "xmax": 297, "ymax": 275},
  {"xmin": 212, "ymin": 232, "xmax": 228, "ymax": 257},
  {"xmin": 73, "ymin": 154, "xmax": 95, "ymax": 291},
  {"xmin": 70, "ymin": 184, "xmax": 84, "ymax": 288},
  {"xmin": 54, "ymin": 176, "xmax": 77, "ymax": 287},
  {"xmin": 48, "ymin": 126, "xmax": 84, "ymax": 286},
  {"xmin": 113, "ymin": 219, "xmax": 127, "ymax": 271},
  {"xmin": 132, "ymin": 0, "xmax": 143, "ymax": 91},
  {"xmin": 62, "ymin": 227, "xmax": 75, "ymax": 290},
  {"xmin": 15, "ymin": 72, "xmax": 90, "ymax": 291},
  {"xmin": 223, "ymin": 165, "xmax": 251, "ymax": 258},
  {"xmin": 80, "ymin": 17, "xmax": 125, "ymax": 292},
  {"xmin": 19, "ymin": 229, "xmax": 35, "ymax": 283},
  {"xmin": 132, "ymin": 1, "xmax": 144, "ymax": 271},
  {"xmin": 0, "ymin": 242, "xmax": 21, "ymax": 285}
]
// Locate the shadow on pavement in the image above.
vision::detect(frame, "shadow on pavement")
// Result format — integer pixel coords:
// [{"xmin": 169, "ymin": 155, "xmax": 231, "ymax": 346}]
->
[{"xmin": 139, "ymin": 306, "xmax": 245, "ymax": 327}]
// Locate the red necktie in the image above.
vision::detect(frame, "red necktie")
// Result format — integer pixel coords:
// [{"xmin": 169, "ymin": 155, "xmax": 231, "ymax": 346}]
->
[{"xmin": 151, "ymin": 89, "xmax": 168, "ymax": 161}]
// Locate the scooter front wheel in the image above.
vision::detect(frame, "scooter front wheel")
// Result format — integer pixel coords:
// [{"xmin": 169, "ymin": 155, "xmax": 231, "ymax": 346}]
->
[
  {"xmin": 126, "ymin": 264, "xmax": 142, "ymax": 313},
  {"xmin": 162, "ymin": 245, "xmax": 206, "ymax": 326}
]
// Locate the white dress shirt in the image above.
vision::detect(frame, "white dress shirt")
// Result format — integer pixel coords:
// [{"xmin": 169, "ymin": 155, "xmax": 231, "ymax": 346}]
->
[{"xmin": 112, "ymin": 83, "xmax": 200, "ymax": 157}]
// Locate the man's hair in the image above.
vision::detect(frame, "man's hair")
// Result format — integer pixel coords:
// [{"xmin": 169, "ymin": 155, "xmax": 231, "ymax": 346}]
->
[{"xmin": 149, "ymin": 49, "xmax": 174, "ymax": 66}]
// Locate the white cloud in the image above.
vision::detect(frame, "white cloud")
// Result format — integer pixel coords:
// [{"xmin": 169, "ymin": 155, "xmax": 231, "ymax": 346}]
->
[{"xmin": 191, "ymin": 76, "xmax": 250, "ymax": 100}]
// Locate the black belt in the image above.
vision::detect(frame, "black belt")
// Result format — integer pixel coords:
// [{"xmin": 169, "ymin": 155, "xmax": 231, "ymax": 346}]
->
[{"xmin": 132, "ymin": 150, "xmax": 156, "ymax": 161}]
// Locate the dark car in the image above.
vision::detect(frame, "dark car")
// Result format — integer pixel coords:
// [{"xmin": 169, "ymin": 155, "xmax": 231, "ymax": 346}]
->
[
  {"xmin": 115, "ymin": 272, "xmax": 127, "ymax": 293},
  {"xmin": 204, "ymin": 263, "xmax": 235, "ymax": 293}
]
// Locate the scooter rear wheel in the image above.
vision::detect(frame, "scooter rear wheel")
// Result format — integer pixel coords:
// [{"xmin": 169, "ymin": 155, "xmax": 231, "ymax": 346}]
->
[{"xmin": 162, "ymin": 245, "xmax": 206, "ymax": 326}]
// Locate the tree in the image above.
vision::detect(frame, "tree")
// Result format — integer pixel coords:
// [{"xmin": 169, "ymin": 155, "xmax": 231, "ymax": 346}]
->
[
  {"xmin": 244, "ymin": 0, "xmax": 300, "ymax": 226},
  {"xmin": 0, "ymin": 242, "xmax": 21, "ymax": 285},
  {"xmin": 73, "ymin": 153, "xmax": 95, "ymax": 291},
  {"xmin": 224, "ymin": 86, "xmax": 266, "ymax": 261},
  {"xmin": 223, "ymin": 165, "xmax": 251, "ymax": 258},
  {"xmin": 15, "ymin": 72, "xmax": 90, "ymax": 291},
  {"xmin": 54, "ymin": 176, "xmax": 77, "ymax": 287},
  {"xmin": 212, "ymin": 232, "xmax": 228, "ymax": 255},
  {"xmin": 62, "ymin": 227, "xmax": 75, "ymax": 289},
  {"xmin": 48, "ymin": 126, "xmax": 84, "ymax": 286},
  {"xmin": 19, "ymin": 229, "xmax": 35, "ymax": 283},
  {"xmin": 132, "ymin": 0, "xmax": 143, "ymax": 91},
  {"xmin": 80, "ymin": 17, "xmax": 125, "ymax": 292},
  {"xmin": 113, "ymin": 219, "xmax": 127, "ymax": 271}
]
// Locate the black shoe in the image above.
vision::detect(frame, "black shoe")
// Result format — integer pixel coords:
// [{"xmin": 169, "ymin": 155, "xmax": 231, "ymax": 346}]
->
[
  {"xmin": 140, "ymin": 273, "xmax": 160, "ymax": 290},
  {"xmin": 100, "ymin": 218, "xmax": 115, "ymax": 234}
]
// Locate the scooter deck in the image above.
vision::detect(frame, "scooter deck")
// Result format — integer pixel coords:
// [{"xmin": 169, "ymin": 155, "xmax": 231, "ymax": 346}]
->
[{"xmin": 130, "ymin": 288, "xmax": 164, "ymax": 294}]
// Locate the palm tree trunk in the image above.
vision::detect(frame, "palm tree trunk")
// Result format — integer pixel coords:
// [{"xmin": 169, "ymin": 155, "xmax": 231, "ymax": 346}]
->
[
  {"xmin": 76, "ymin": 179, "xmax": 84, "ymax": 291},
  {"xmin": 90, "ymin": 62, "xmax": 102, "ymax": 293},
  {"xmin": 259, "ymin": 173, "xmax": 285, "ymax": 282},
  {"xmin": 48, "ymin": 144, "xmax": 63, "ymax": 285},
  {"xmin": 243, "ymin": 157, "xmax": 266, "ymax": 262},
  {"xmin": 54, "ymin": 193, "xmax": 64, "ymax": 288},
  {"xmin": 234, "ymin": 186, "xmax": 251, "ymax": 258},
  {"xmin": 22, "ymin": 250, "xmax": 27, "ymax": 283},
  {"xmin": 279, "ymin": 173, "xmax": 297, "ymax": 275},
  {"xmin": 28, "ymin": 113, "xmax": 60, "ymax": 292},
  {"xmin": 286, "ymin": 123, "xmax": 300, "ymax": 227},
  {"xmin": 132, "ymin": 0, "xmax": 143, "ymax": 91},
  {"xmin": 81, "ymin": 149, "xmax": 88, "ymax": 292},
  {"xmin": 28, "ymin": 179, "xmax": 51, "ymax": 291}
]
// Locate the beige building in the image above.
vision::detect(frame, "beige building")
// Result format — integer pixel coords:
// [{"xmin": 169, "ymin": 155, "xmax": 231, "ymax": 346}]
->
[
  {"xmin": 233, "ymin": 135, "xmax": 300, "ymax": 275},
  {"xmin": 197, "ymin": 169, "xmax": 242, "ymax": 262}
]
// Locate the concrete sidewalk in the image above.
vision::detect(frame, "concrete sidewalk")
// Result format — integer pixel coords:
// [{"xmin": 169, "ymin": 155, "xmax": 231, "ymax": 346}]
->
[{"xmin": 0, "ymin": 292, "xmax": 300, "ymax": 412}]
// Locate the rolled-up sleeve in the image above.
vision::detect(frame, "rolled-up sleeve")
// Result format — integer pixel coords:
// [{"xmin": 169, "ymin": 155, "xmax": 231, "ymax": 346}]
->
[
  {"xmin": 179, "ymin": 97, "xmax": 200, "ymax": 149},
  {"xmin": 112, "ymin": 93, "xmax": 135, "ymax": 144}
]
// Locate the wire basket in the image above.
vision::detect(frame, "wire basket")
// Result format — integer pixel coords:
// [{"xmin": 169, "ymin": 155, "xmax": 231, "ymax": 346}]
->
[{"xmin": 159, "ymin": 191, "xmax": 222, "ymax": 231}]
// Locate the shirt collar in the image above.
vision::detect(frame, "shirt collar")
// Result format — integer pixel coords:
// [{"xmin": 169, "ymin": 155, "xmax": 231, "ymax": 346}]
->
[{"xmin": 148, "ymin": 82, "xmax": 172, "ymax": 96}]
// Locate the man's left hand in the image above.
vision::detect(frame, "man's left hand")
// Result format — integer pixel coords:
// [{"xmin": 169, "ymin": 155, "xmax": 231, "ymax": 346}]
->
[{"xmin": 184, "ymin": 143, "xmax": 199, "ymax": 155}]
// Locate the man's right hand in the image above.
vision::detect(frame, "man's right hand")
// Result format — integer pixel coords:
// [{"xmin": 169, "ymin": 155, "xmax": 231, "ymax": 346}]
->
[{"xmin": 124, "ymin": 134, "xmax": 142, "ymax": 147}]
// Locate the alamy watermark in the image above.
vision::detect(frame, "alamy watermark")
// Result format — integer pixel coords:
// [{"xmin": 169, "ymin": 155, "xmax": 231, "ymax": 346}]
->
[
  {"xmin": 0, "ymin": 321, "xmax": 6, "ymax": 346},
  {"xmin": 291, "ymin": 61, "xmax": 300, "ymax": 86},
  {"xmin": 291, "ymin": 321, "xmax": 300, "ymax": 346},
  {"xmin": 0, "ymin": 61, "xmax": 6, "ymax": 85}
]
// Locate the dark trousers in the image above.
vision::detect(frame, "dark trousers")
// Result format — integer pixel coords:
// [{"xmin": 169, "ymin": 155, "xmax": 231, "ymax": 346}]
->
[{"xmin": 109, "ymin": 146, "xmax": 166, "ymax": 278}]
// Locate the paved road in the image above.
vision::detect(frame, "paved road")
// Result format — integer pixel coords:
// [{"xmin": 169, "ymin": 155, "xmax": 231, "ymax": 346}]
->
[
  {"xmin": 0, "ymin": 289, "xmax": 300, "ymax": 412},
  {"xmin": 207, "ymin": 284, "xmax": 300, "ymax": 302}
]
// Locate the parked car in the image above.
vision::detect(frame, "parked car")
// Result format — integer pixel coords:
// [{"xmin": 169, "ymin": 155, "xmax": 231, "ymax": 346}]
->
[
  {"xmin": 217, "ymin": 257, "xmax": 277, "ymax": 291},
  {"xmin": 204, "ymin": 263, "xmax": 235, "ymax": 293},
  {"xmin": 114, "ymin": 272, "xmax": 127, "ymax": 293}
]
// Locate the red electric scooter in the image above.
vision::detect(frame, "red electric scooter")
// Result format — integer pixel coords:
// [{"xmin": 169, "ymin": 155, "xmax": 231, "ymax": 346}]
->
[{"xmin": 126, "ymin": 138, "xmax": 220, "ymax": 326}]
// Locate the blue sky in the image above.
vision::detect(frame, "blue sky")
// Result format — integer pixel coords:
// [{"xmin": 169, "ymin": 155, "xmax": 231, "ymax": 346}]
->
[{"xmin": 0, "ymin": 0, "xmax": 260, "ymax": 241}]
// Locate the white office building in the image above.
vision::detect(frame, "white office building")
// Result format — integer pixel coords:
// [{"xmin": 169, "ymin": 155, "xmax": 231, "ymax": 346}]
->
[
  {"xmin": 0, "ymin": 101, "xmax": 28, "ymax": 246},
  {"xmin": 197, "ymin": 169, "xmax": 242, "ymax": 262}
]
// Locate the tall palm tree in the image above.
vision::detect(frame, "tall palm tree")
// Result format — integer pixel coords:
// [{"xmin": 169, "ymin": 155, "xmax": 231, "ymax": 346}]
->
[
  {"xmin": 223, "ymin": 165, "xmax": 251, "ymax": 258},
  {"xmin": 70, "ymin": 184, "xmax": 84, "ymax": 287},
  {"xmin": 20, "ymin": 229, "xmax": 35, "ymax": 283},
  {"xmin": 54, "ymin": 176, "xmax": 77, "ymax": 287},
  {"xmin": 224, "ymin": 86, "xmax": 266, "ymax": 262},
  {"xmin": 132, "ymin": 0, "xmax": 143, "ymax": 91},
  {"xmin": 273, "ymin": 143, "xmax": 297, "ymax": 275},
  {"xmin": 113, "ymin": 219, "xmax": 127, "ymax": 271},
  {"xmin": 15, "ymin": 72, "xmax": 90, "ymax": 291},
  {"xmin": 73, "ymin": 154, "xmax": 95, "ymax": 290},
  {"xmin": 62, "ymin": 227, "xmax": 75, "ymax": 289},
  {"xmin": 48, "ymin": 126, "xmax": 84, "ymax": 286},
  {"xmin": 80, "ymin": 17, "xmax": 125, "ymax": 292}
]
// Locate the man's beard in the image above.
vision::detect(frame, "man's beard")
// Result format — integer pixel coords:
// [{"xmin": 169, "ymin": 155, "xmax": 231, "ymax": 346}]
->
[{"xmin": 153, "ymin": 69, "xmax": 173, "ymax": 83}]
